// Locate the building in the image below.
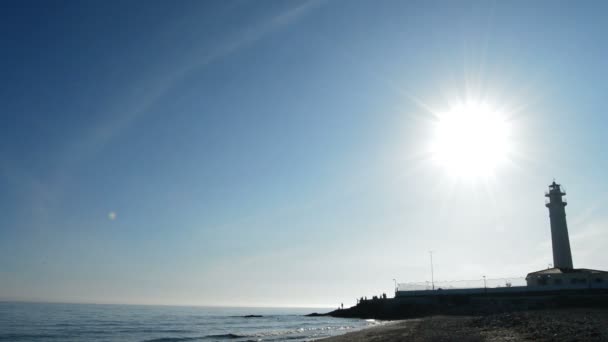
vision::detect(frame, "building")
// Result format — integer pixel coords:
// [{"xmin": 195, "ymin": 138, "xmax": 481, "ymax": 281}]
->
[
  {"xmin": 526, "ymin": 181, "xmax": 608, "ymax": 289},
  {"xmin": 526, "ymin": 267, "xmax": 608, "ymax": 289}
]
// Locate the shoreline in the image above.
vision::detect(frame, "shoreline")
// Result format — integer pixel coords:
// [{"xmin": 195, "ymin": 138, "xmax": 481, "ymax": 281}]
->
[
  {"xmin": 321, "ymin": 319, "xmax": 421, "ymax": 341},
  {"xmin": 321, "ymin": 308, "xmax": 608, "ymax": 341}
]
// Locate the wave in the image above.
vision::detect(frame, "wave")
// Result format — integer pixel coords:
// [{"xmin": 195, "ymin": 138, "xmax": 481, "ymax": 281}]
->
[
  {"xmin": 120, "ymin": 329, "xmax": 194, "ymax": 334},
  {"xmin": 0, "ymin": 333, "xmax": 66, "ymax": 340},
  {"xmin": 141, "ymin": 338, "xmax": 202, "ymax": 342},
  {"xmin": 203, "ymin": 333, "xmax": 246, "ymax": 339},
  {"xmin": 142, "ymin": 333, "xmax": 246, "ymax": 342}
]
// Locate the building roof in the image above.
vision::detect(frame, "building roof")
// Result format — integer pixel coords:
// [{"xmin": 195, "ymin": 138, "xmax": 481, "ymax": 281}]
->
[{"xmin": 526, "ymin": 267, "xmax": 608, "ymax": 277}]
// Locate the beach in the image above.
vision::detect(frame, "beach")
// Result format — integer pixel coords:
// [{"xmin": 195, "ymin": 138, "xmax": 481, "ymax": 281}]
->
[{"xmin": 321, "ymin": 309, "xmax": 608, "ymax": 341}]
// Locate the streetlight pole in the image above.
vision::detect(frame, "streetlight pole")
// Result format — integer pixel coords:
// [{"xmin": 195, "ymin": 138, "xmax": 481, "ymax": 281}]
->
[
  {"xmin": 393, "ymin": 279, "xmax": 397, "ymax": 294},
  {"xmin": 429, "ymin": 251, "xmax": 435, "ymax": 291}
]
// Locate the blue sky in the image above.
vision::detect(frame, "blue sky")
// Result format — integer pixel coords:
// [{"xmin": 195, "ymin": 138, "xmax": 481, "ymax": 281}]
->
[{"xmin": 2, "ymin": 0, "xmax": 608, "ymax": 307}]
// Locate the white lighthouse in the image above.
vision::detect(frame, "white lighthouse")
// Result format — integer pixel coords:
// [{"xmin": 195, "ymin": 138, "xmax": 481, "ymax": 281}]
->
[
  {"xmin": 526, "ymin": 181, "xmax": 608, "ymax": 289},
  {"xmin": 545, "ymin": 181, "xmax": 573, "ymax": 269}
]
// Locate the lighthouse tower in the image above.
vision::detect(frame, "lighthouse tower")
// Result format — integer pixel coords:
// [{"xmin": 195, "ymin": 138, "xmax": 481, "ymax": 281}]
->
[
  {"xmin": 526, "ymin": 181, "xmax": 608, "ymax": 288},
  {"xmin": 545, "ymin": 181, "xmax": 573, "ymax": 269}
]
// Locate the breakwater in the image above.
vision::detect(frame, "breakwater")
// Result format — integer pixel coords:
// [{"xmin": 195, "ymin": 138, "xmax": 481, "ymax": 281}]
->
[{"xmin": 327, "ymin": 288, "xmax": 608, "ymax": 320}]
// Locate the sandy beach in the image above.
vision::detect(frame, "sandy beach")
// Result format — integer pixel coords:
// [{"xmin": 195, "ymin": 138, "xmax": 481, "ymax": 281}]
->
[{"xmin": 322, "ymin": 309, "xmax": 608, "ymax": 341}]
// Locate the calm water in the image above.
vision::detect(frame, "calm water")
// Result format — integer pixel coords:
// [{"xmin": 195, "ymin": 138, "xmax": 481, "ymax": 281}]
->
[{"xmin": 0, "ymin": 302, "xmax": 377, "ymax": 341}]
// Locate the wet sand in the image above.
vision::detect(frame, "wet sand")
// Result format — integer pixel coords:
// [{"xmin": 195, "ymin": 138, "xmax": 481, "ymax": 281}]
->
[{"xmin": 322, "ymin": 309, "xmax": 608, "ymax": 341}]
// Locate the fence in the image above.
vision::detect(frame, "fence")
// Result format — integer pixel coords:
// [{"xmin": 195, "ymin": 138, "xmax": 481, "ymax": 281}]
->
[{"xmin": 397, "ymin": 277, "xmax": 526, "ymax": 292}]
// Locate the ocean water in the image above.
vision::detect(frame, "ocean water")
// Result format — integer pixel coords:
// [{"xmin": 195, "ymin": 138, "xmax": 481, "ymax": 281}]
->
[{"xmin": 0, "ymin": 302, "xmax": 377, "ymax": 341}]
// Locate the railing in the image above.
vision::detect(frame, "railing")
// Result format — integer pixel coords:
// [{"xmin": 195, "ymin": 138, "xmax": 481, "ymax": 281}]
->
[{"xmin": 397, "ymin": 277, "xmax": 526, "ymax": 292}]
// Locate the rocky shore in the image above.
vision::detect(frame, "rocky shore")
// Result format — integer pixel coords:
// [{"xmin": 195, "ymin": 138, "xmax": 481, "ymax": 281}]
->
[{"xmin": 321, "ymin": 308, "xmax": 608, "ymax": 341}]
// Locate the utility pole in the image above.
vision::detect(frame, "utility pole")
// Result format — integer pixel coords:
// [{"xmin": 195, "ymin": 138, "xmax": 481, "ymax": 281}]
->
[
  {"xmin": 429, "ymin": 251, "xmax": 435, "ymax": 291},
  {"xmin": 393, "ymin": 279, "xmax": 397, "ymax": 294}
]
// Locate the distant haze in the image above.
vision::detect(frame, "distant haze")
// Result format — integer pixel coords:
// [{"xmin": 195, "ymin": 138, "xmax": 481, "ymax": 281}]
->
[{"xmin": 2, "ymin": 0, "xmax": 608, "ymax": 308}]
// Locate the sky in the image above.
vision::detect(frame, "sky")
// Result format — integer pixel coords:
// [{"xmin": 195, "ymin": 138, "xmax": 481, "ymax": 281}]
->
[{"xmin": 2, "ymin": 0, "xmax": 608, "ymax": 308}]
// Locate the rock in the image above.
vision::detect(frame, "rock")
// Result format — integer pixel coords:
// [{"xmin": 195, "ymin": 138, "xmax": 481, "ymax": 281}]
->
[{"xmin": 305, "ymin": 312, "xmax": 327, "ymax": 317}]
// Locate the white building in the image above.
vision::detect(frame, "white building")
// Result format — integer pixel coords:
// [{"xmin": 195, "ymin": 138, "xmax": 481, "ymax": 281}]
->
[{"xmin": 526, "ymin": 268, "xmax": 608, "ymax": 289}]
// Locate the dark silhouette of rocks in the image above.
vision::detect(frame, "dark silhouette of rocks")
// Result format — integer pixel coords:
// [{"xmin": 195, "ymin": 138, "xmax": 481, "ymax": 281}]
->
[{"xmin": 305, "ymin": 312, "xmax": 328, "ymax": 317}]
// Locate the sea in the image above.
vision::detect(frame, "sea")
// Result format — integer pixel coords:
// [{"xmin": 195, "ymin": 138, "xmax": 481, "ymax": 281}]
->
[{"xmin": 0, "ymin": 302, "xmax": 378, "ymax": 342}]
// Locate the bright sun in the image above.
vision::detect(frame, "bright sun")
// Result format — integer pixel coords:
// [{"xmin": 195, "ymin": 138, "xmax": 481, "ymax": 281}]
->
[{"xmin": 430, "ymin": 101, "xmax": 511, "ymax": 180}]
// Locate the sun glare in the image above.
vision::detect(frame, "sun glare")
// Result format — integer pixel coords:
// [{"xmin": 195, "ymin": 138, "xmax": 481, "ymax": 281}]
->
[{"xmin": 430, "ymin": 101, "xmax": 511, "ymax": 180}]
